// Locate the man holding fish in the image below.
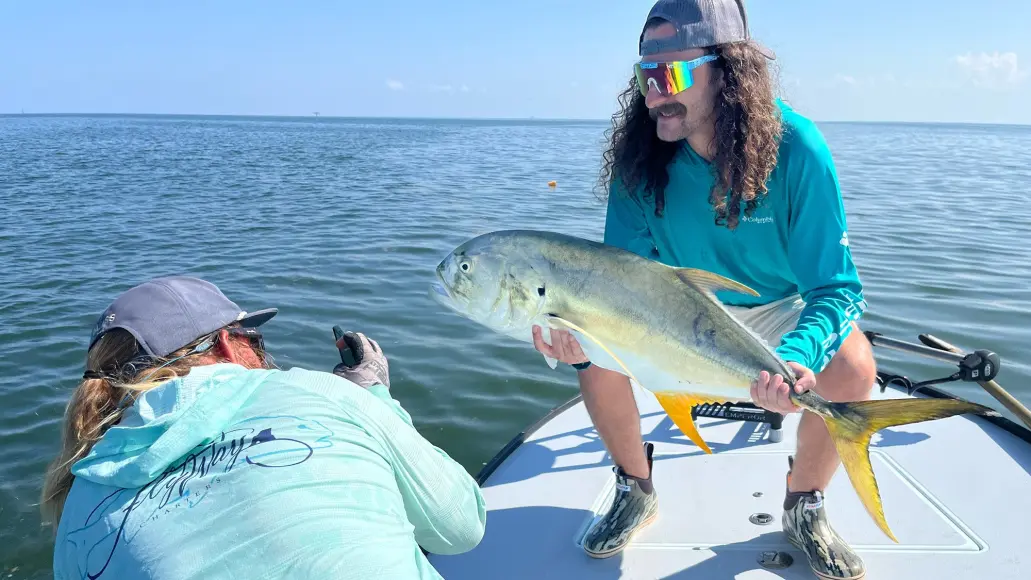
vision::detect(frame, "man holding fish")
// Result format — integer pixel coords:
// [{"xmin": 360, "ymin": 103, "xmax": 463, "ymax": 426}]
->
[
  {"xmin": 430, "ymin": 1, "xmax": 991, "ymax": 579},
  {"xmin": 540, "ymin": 0, "xmax": 876, "ymax": 576},
  {"xmin": 540, "ymin": 0, "xmax": 878, "ymax": 576}
]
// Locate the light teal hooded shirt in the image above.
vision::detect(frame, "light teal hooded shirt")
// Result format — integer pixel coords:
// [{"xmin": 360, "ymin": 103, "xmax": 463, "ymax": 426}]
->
[
  {"xmin": 603, "ymin": 101, "xmax": 867, "ymax": 373},
  {"xmin": 53, "ymin": 363, "xmax": 486, "ymax": 580}
]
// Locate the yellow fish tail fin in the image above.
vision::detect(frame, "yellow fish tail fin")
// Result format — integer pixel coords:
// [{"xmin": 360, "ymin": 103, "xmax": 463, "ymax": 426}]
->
[
  {"xmin": 653, "ymin": 392, "xmax": 726, "ymax": 454},
  {"xmin": 823, "ymin": 397, "xmax": 998, "ymax": 543}
]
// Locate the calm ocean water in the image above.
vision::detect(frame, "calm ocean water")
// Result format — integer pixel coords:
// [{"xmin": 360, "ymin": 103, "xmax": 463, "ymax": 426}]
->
[{"xmin": 1, "ymin": 114, "xmax": 1029, "ymax": 577}]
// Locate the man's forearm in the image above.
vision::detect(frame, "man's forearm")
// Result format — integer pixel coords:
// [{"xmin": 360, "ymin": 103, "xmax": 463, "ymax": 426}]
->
[{"xmin": 777, "ymin": 285, "xmax": 867, "ymax": 373}]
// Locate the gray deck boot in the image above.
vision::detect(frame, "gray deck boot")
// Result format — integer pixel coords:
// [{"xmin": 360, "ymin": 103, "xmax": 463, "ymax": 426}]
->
[
  {"xmin": 782, "ymin": 457, "xmax": 867, "ymax": 580},
  {"xmin": 582, "ymin": 442, "xmax": 659, "ymax": 559}
]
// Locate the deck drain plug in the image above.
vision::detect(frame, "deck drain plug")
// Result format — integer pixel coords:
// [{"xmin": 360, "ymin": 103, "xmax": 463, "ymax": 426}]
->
[
  {"xmin": 749, "ymin": 512, "xmax": 773, "ymax": 525},
  {"xmin": 757, "ymin": 550, "xmax": 793, "ymax": 569}
]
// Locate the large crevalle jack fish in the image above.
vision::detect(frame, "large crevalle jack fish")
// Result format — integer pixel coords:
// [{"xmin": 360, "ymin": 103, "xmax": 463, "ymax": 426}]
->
[{"xmin": 430, "ymin": 229, "xmax": 998, "ymax": 542}]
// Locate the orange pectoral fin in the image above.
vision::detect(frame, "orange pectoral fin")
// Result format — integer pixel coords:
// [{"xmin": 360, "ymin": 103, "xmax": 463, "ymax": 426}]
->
[{"xmin": 653, "ymin": 392, "xmax": 728, "ymax": 455}]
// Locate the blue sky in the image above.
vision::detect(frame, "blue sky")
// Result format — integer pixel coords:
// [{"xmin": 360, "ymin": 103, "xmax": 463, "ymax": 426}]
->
[{"xmin": 1, "ymin": 0, "xmax": 1028, "ymax": 124}]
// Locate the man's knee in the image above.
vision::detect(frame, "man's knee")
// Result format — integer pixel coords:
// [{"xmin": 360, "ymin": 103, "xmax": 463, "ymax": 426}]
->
[{"xmin": 816, "ymin": 323, "xmax": 877, "ymax": 401}]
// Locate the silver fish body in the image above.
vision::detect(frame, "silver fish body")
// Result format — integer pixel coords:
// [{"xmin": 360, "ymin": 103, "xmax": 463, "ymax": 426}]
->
[{"xmin": 431, "ymin": 228, "xmax": 790, "ymax": 401}]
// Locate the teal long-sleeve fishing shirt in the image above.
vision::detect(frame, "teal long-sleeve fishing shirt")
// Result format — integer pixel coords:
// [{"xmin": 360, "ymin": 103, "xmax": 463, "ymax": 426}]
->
[{"xmin": 603, "ymin": 101, "xmax": 867, "ymax": 373}]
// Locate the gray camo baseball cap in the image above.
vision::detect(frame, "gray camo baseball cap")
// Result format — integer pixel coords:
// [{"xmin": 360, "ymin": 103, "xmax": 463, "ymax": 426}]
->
[
  {"xmin": 88, "ymin": 275, "xmax": 277, "ymax": 358},
  {"xmin": 639, "ymin": 0, "xmax": 775, "ymax": 59}
]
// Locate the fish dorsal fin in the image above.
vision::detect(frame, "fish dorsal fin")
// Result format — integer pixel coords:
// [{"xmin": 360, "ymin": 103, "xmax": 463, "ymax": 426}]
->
[
  {"xmin": 672, "ymin": 267, "xmax": 759, "ymax": 298},
  {"xmin": 671, "ymin": 267, "xmax": 781, "ymax": 356}
]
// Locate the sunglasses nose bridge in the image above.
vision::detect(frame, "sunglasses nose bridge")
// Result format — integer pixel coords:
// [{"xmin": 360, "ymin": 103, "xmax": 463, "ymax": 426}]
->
[
  {"xmin": 644, "ymin": 78, "xmax": 676, "ymax": 107},
  {"xmin": 637, "ymin": 63, "xmax": 675, "ymax": 98}
]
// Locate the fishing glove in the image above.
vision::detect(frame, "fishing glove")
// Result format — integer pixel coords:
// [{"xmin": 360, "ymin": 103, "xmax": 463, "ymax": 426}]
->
[{"xmin": 332, "ymin": 326, "xmax": 390, "ymax": 389}]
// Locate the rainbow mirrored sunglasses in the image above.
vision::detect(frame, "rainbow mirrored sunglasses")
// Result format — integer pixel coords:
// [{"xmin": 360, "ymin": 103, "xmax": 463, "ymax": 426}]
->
[{"xmin": 634, "ymin": 54, "xmax": 719, "ymax": 97}]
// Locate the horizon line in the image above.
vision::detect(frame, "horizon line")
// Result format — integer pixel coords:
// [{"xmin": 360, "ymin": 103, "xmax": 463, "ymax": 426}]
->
[{"xmin": 2, "ymin": 111, "xmax": 1029, "ymax": 128}]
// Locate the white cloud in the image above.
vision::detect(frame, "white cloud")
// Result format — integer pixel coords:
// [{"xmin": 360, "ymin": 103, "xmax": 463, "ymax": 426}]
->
[
  {"xmin": 834, "ymin": 74, "xmax": 857, "ymax": 86},
  {"xmin": 427, "ymin": 84, "xmax": 474, "ymax": 93},
  {"xmin": 954, "ymin": 52, "xmax": 1026, "ymax": 87},
  {"xmin": 386, "ymin": 81, "xmax": 474, "ymax": 94}
]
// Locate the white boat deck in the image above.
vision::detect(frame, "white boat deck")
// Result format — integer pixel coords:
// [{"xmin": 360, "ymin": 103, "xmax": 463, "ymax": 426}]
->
[{"xmin": 428, "ymin": 384, "xmax": 1031, "ymax": 579}]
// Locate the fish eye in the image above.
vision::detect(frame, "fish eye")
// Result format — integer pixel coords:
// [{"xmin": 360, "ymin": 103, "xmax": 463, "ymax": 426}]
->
[
  {"xmin": 460, "ymin": 262, "xmax": 471, "ymax": 272},
  {"xmin": 537, "ymin": 286, "xmax": 545, "ymax": 296}
]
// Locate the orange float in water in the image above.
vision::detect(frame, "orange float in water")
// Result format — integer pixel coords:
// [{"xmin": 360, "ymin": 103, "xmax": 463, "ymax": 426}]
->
[{"xmin": 547, "ymin": 181, "xmax": 557, "ymax": 187}]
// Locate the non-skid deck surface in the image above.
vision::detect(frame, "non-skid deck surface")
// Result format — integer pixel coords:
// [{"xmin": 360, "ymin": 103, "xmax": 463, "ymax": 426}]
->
[{"xmin": 428, "ymin": 385, "xmax": 1031, "ymax": 579}]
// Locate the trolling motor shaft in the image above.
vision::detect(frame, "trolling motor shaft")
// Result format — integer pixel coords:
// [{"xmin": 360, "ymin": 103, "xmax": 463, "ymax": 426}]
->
[
  {"xmin": 865, "ymin": 331, "xmax": 1000, "ymax": 380},
  {"xmin": 864, "ymin": 331, "xmax": 1000, "ymax": 395}
]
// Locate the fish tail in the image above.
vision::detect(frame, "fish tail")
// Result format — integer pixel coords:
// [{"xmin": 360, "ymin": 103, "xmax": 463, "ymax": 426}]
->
[{"xmin": 821, "ymin": 397, "xmax": 997, "ymax": 543}]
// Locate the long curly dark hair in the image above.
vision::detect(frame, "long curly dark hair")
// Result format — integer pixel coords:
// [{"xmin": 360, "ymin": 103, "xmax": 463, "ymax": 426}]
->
[{"xmin": 597, "ymin": 41, "xmax": 783, "ymax": 230}]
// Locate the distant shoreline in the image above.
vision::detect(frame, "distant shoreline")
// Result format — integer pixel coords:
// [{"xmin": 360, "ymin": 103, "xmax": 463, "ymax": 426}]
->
[
  {"xmin": 2, "ymin": 112, "xmax": 1029, "ymax": 129},
  {"xmin": 0, "ymin": 112, "xmax": 609, "ymax": 125}
]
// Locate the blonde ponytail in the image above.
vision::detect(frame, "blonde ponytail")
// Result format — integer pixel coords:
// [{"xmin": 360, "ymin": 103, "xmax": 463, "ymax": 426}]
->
[
  {"xmin": 40, "ymin": 375, "xmax": 123, "ymax": 527},
  {"xmin": 40, "ymin": 327, "xmax": 246, "ymax": 530}
]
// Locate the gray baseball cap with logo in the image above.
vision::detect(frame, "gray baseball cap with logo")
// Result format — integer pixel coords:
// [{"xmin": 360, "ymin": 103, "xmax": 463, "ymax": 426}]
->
[
  {"xmin": 88, "ymin": 275, "xmax": 277, "ymax": 358},
  {"xmin": 639, "ymin": 0, "xmax": 775, "ymax": 59}
]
